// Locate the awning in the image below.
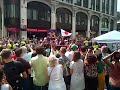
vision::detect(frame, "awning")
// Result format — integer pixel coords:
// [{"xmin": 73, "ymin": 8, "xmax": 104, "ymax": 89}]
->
[
  {"xmin": 27, "ymin": 29, "xmax": 47, "ymax": 32},
  {"xmin": 7, "ymin": 28, "xmax": 19, "ymax": 32}
]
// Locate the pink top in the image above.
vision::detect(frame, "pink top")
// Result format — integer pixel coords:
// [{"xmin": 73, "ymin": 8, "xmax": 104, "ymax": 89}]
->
[{"xmin": 109, "ymin": 62, "xmax": 120, "ymax": 87}]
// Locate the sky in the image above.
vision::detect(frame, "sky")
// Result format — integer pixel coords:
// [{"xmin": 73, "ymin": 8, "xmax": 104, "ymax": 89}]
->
[{"xmin": 118, "ymin": 0, "xmax": 120, "ymax": 11}]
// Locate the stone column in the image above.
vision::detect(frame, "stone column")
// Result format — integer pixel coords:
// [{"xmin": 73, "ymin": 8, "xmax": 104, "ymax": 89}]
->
[
  {"xmin": 109, "ymin": 0, "xmax": 111, "ymax": 15},
  {"xmin": 20, "ymin": 0, "xmax": 27, "ymax": 39},
  {"xmin": 72, "ymin": 7, "xmax": 77, "ymax": 39},
  {"xmin": 51, "ymin": 1, "xmax": 58, "ymax": 30},
  {"xmin": 100, "ymin": 0, "xmax": 102, "ymax": 12},
  {"xmin": 1, "ymin": 0, "xmax": 4, "ymax": 38},
  {"xmin": 88, "ymin": 0, "xmax": 91, "ymax": 9},
  {"xmin": 108, "ymin": 18, "xmax": 111, "ymax": 31},
  {"xmin": 114, "ymin": 0, "xmax": 117, "ymax": 17},
  {"xmin": 87, "ymin": 15, "xmax": 91, "ymax": 38},
  {"xmin": 113, "ymin": 18, "xmax": 117, "ymax": 30},
  {"xmin": 99, "ymin": 14, "xmax": 102, "ymax": 35}
]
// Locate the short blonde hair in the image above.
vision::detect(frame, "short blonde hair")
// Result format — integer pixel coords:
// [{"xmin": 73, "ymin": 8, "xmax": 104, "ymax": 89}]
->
[{"xmin": 49, "ymin": 55, "xmax": 57, "ymax": 61}]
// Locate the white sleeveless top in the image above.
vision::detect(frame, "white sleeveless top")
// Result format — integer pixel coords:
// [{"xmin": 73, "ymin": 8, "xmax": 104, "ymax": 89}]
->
[{"xmin": 1, "ymin": 84, "xmax": 9, "ymax": 90}]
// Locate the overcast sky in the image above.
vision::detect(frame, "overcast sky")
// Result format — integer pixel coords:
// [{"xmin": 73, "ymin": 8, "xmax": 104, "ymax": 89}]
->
[{"xmin": 118, "ymin": 0, "xmax": 120, "ymax": 11}]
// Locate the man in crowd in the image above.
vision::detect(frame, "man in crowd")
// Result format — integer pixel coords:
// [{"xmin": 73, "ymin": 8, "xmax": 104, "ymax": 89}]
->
[
  {"xmin": 30, "ymin": 46, "xmax": 49, "ymax": 90},
  {"xmin": 1, "ymin": 49, "xmax": 27, "ymax": 90},
  {"xmin": 59, "ymin": 47, "xmax": 71, "ymax": 90}
]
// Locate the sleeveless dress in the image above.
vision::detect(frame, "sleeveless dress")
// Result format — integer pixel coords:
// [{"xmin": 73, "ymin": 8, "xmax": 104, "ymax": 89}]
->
[
  {"xmin": 1, "ymin": 84, "xmax": 9, "ymax": 90},
  {"xmin": 70, "ymin": 59, "xmax": 85, "ymax": 90},
  {"xmin": 48, "ymin": 64, "xmax": 66, "ymax": 90}
]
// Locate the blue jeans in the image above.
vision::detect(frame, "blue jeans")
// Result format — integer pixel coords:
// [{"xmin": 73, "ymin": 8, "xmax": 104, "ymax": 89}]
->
[
  {"xmin": 22, "ymin": 78, "xmax": 29, "ymax": 90},
  {"xmin": 109, "ymin": 83, "xmax": 120, "ymax": 90},
  {"xmin": 33, "ymin": 84, "xmax": 48, "ymax": 90}
]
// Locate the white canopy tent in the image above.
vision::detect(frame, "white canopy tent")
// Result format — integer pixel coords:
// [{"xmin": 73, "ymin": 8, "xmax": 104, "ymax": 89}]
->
[{"xmin": 92, "ymin": 30, "xmax": 120, "ymax": 43}]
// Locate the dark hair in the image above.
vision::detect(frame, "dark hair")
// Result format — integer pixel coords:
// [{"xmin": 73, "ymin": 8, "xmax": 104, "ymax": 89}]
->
[
  {"xmin": 56, "ymin": 53, "xmax": 61, "ymax": 58},
  {"xmin": 60, "ymin": 47, "xmax": 66, "ymax": 54},
  {"xmin": 113, "ymin": 52, "xmax": 120, "ymax": 60},
  {"xmin": 15, "ymin": 48, "xmax": 23, "ymax": 57},
  {"xmin": 87, "ymin": 55, "xmax": 97, "ymax": 64},
  {"xmin": 36, "ymin": 46, "xmax": 45, "ymax": 55},
  {"xmin": 73, "ymin": 51, "xmax": 81, "ymax": 62},
  {"xmin": 80, "ymin": 46, "xmax": 87, "ymax": 53},
  {"xmin": 1, "ymin": 49, "xmax": 11, "ymax": 59},
  {"xmin": 0, "ymin": 70, "xmax": 3, "ymax": 82},
  {"xmin": 96, "ymin": 53, "xmax": 102, "ymax": 60},
  {"xmin": 0, "ymin": 46, "xmax": 3, "ymax": 52}
]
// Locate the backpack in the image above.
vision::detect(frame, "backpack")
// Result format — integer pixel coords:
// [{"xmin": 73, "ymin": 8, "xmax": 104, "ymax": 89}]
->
[{"xmin": 3, "ymin": 61, "xmax": 22, "ymax": 87}]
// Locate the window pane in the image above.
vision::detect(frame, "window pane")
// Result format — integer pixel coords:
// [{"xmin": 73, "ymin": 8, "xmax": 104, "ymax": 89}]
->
[{"xmin": 83, "ymin": 0, "xmax": 88, "ymax": 8}]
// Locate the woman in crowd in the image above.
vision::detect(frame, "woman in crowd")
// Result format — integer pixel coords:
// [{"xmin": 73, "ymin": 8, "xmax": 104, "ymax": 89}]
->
[
  {"xmin": 84, "ymin": 50, "xmax": 98, "ymax": 90},
  {"xmin": 96, "ymin": 54, "xmax": 105, "ymax": 90},
  {"xmin": 103, "ymin": 51, "xmax": 120, "ymax": 90},
  {"xmin": 48, "ymin": 55, "xmax": 66, "ymax": 90},
  {"xmin": 70, "ymin": 51, "xmax": 85, "ymax": 90},
  {"xmin": 0, "ymin": 70, "xmax": 13, "ymax": 90}
]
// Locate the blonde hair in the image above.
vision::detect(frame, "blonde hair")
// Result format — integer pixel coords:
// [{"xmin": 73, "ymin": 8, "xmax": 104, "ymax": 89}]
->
[{"xmin": 49, "ymin": 55, "xmax": 57, "ymax": 66}]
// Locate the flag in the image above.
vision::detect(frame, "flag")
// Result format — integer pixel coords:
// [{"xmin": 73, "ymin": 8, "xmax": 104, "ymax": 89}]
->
[{"xmin": 61, "ymin": 29, "xmax": 72, "ymax": 37}]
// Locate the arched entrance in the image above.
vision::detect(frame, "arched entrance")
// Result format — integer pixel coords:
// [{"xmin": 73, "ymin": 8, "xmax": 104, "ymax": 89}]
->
[
  {"xmin": 56, "ymin": 8, "xmax": 72, "ymax": 33},
  {"xmin": 90, "ymin": 15, "xmax": 99, "ymax": 37},
  {"xmin": 76, "ymin": 12, "xmax": 88, "ymax": 36},
  {"xmin": 101, "ymin": 18, "xmax": 109, "ymax": 34},
  {"xmin": 27, "ymin": 1, "xmax": 51, "ymax": 39}
]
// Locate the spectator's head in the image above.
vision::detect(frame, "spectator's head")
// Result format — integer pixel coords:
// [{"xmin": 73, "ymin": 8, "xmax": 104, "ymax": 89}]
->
[
  {"xmin": 49, "ymin": 55, "xmax": 57, "ymax": 67},
  {"xmin": 60, "ymin": 47, "xmax": 66, "ymax": 55},
  {"xmin": 96, "ymin": 53, "xmax": 102, "ymax": 61},
  {"xmin": 55, "ymin": 53, "xmax": 61, "ymax": 58},
  {"xmin": 21, "ymin": 46, "xmax": 27, "ymax": 54},
  {"xmin": 86, "ymin": 55, "xmax": 97, "ymax": 64},
  {"xmin": 101, "ymin": 46, "xmax": 108, "ymax": 53},
  {"xmin": 71, "ymin": 44, "xmax": 78, "ymax": 51},
  {"xmin": 80, "ymin": 46, "xmax": 87, "ymax": 53},
  {"xmin": 73, "ymin": 51, "xmax": 81, "ymax": 62},
  {"xmin": 15, "ymin": 48, "xmax": 23, "ymax": 57},
  {"xmin": 0, "ymin": 46, "xmax": 3, "ymax": 52},
  {"xmin": 36, "ymin": 46, "xmax": 45, "ymax": 55},
  {"xmin": 112, "ymin": 52, "xmax": 120, "ymax": 61},
  {"xmin": 1, "ymin": 49, "xmax": 12, "ymax": 61}
]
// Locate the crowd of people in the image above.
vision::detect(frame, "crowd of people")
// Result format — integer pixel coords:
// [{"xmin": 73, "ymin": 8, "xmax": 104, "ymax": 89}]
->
[{"xmin": 0, "ymin": 36, "xmax": 119, "ymax": 90}]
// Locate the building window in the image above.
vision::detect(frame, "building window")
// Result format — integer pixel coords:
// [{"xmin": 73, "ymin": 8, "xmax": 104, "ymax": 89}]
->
[
  {"xmin": 111, "ymin": 0, "xmax": 114, "ymax": 15},
  {"xmin": 27, "ymin": 9, "xmax": 32, "ymax": 19},
  {"xmin": 96, "ymin": 0, "xmax": 100, "ymax": 11},
  {"xmin": 102, "ymin": 18, "xmax": 108, "ymax": 28},
  {"xmin": 76, "ymin": 0, "xmax": 82, "ymax": 6},
  {"xmin": 66, "ymin": 0, "xmax": 73, "ymax": 4},
  {"xmin": 106, "ymin": 0, "xmax": 109, "ymax": 14},
  {"xmin": 33, "ymin": 10, "xmax": 38, "ymax": 20},
  {"xmin": 102, "ymin": 0, "xmax": 105, "ymax": 13},
  {"xmin": 5, "ymin": 4, "xmax": 19, "ymax": 18},
  {"xmin": 91, "ymin": 0, "xmax": 95, "ymax": 10},
  {"xmin": 83, "ymin": 0, "xmax": 88, "ymax": 8}
]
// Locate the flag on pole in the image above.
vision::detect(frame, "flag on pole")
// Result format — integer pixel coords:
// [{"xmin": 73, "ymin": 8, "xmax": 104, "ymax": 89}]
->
[{"xmin": 61, "ymin": 29, "xmax": 72, "ymax": 37}]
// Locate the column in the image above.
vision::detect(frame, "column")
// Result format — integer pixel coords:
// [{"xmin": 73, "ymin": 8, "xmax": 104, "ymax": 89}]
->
[
  {"xmin": 108, "ymin": 19, "xmax": 111, "ymax": 31},
  {"xmin": 1, "ymin": 0, "xmax": 5, "ymax": 38},
  {"xmin": 114, "ymin": 0, "xmax": 117, "ymax": 17},
  {"xmin": 20, "ymin": 0, "xmax": 27, "ymax": 39},
  {"xmin": 81, "ymin": 0, "xmax": 83, "ymax": 7},
  {"xmin": 72, "ymin": 7, "xmax": 77, "ymax": 39},
  {"xmin": 113, "ymin": 18, "xmax": 117, "ymax": 30},
  {"xmin": 95, "ymin": 0, "xmax": 96, "ymax": 11},
  {"xmin": 109, "ymin": 0, "xmax": 111, "ymax": 15},
  {"xmin": 87, "ymin": 14, "xmax": 91, "ymax": 38},
  {"xmin": 100, "ymin": 0, "xmax": 102, "ymax": 12},
  {"xmin": 99, "ymin": 14, "xmax": 102, "ymax": 35},
  {"xmin": 88, "ymin": 0, "xmax": 91, "ymax": 9},
  {"xmin": 51, "ymin": 1, "xmax": 58, "ymax": 30}
]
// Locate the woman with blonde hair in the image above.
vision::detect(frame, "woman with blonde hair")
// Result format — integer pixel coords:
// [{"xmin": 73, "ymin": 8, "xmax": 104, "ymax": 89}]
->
[{"xmin": 48, "ymin": 55, "xmax": 66, "ymax": 90}]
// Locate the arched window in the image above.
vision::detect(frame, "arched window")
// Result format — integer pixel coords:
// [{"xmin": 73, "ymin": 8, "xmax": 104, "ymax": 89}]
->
[{"xmin": 102, "ymin": 18, "xmax": 109, "ymax": 28}]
